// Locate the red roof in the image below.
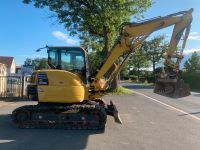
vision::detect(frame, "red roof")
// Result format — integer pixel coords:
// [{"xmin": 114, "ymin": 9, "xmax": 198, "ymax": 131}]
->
[
  {"xmin": 0, "ymin": 63, "xmax": 6, "ymax": 66},
  {"xmin": 0, "ymin": 56, "xmax": 14, "ymax": 68}
]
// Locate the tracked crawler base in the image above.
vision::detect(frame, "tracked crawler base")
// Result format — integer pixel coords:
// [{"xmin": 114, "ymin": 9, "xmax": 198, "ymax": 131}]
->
[
  {"xmin": 12, "ymin": 102, "xmax": 107, "ymax": 130},
  {"xmin": 12, "ymin": 100, "xmax": 121, "ymax": 130}
]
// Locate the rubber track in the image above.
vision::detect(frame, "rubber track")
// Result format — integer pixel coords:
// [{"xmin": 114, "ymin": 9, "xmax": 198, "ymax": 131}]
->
[{"xmin": 12, "ymin": 103, "xmax": 107, "ymax": 130}]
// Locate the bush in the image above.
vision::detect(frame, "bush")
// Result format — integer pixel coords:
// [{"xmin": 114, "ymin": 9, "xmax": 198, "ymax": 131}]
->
[
  {"xmin": 129, "ymin": 75, "xmax": 138, "ymax": 81},
  {"xmin": 106, "ymin": 86, "xmax": 133, "ymax": 95},
  {"xmin": 146, "ymin": 76, "xmax": 154, "ymax": 83},
  {"xmin": 182, "ymin": 72, "xmax": 200, "ymax": 91}
]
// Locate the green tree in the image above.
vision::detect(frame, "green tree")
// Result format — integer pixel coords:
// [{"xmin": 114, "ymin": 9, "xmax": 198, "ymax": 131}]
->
[
  {"xmin": 23, "ymin": 0, "xmax": 152, "ymax": 53},
  {"xmin": 128, "ymin": 47, "xmax": 150, "ymax": 81},
  {"xmin": 23, "ymin": 0, "xmax": 152, "ymax": 88},
  {"xmin": 24, "ymin": 58, "xmax": 48, "ymax": 70},
  {"xmin": 120, "ymin": 63, "xmax": 129, "ymax": 80},
  {"xmin": 88, "ymin": 51, "xmax": 104, "ymax": 75},
  {"xmin": 184, "ymin": 52, "xmax": 200, "ymax": 73},
  {"xmin": 24, "ymin": 58, "xmax": 32, "ymax": 66},
  {"xmin": 143, "ymin": 35, "xmax": 167, "ymax": 81}
]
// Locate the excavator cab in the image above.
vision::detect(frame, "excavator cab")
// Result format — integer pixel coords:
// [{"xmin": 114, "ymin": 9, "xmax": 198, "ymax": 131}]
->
[{"xmin": 47, "ymin": 46, "xmax": 89, "ymax": 83}]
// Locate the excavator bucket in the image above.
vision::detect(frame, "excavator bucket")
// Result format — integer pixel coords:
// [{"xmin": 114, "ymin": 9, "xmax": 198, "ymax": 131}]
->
[{"xmin": 154, "ymin": 78, "xmax": 190, "ymax": 98}]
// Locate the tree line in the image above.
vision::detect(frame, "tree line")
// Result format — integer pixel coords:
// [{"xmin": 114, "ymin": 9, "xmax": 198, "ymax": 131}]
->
[{"xmin": 182, "ymin": 52, "xmax": 200, "ymax": 91}]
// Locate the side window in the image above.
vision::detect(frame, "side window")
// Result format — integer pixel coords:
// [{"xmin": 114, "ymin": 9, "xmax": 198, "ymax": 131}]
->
[
  {"xmin": 75, "ymin": 55, "xmax": 84, "ymax": 70},
  {"xmin": 49, "ymin": 50, "xmax": 58, "ymax": 67},
  {"xmin": 61, "ymin": 52, "xmax": 72, "ymax": 70}
]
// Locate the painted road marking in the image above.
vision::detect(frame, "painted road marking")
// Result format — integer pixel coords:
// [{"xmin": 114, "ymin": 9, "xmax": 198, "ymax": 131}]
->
[
  {"xmin": 11, "ymin": 103, "xmax": 17, "ymax": 106},
  {"xmin": 133, "ymin": 90, "xmax": 200, "ymax": 122},
  {"xmin": 0, "ymin": 140, "xmax": 15, "ymax": 144}
]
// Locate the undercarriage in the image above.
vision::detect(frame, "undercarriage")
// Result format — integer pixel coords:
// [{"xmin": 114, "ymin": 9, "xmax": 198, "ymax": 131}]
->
[{"xmin": 12, "ymin": 100, "xmax": 121, "ymax": 130}]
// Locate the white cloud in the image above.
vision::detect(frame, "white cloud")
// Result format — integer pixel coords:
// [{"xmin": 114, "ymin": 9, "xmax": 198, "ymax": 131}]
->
[
  {"xmin": 21, "ymin": 54, "xmax": 46, "ymax": 58},
  {"xmin": 183, "ymin": 48, "xmax": 200, "ymax": 55},
  {"xmin": 188, "ymin": 32, "xmax": 200, "ymax": 41},
  {"xmin": 32, "ymin": 54, "xmax": 46, "ymax": 58},
  {"xmin": 52, "ymin": 31, "xmax": 78, "ymax": 45}
]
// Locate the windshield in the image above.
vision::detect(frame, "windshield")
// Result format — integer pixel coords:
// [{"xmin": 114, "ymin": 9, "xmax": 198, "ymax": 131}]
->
[
  {"xmin": 61, "ymin": 50, "xmax": 85, "ymax": 71},
  {"xmin": 48, "ymin": 47, "xmax": 86, "ymax": 72}
]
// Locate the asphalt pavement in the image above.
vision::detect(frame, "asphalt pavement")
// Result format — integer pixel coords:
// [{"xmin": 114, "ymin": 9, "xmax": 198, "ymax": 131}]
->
[
  {"xmin": 0, "ymin": 83, "xmax": 200, "ymax": 150},
  {"xmin": 121, "ymin": 82, "xmax": 200, "ymax": 118}
]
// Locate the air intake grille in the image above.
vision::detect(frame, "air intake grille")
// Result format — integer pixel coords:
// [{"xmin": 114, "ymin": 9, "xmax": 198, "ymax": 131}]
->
[{"xmin": 38, "ymin": 72, "xmax": 48, "ymax": 85}]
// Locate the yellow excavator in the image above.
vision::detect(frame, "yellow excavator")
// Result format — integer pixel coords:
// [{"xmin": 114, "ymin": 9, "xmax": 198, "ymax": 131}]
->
[{"xmin": 12, "ymin": 9, "xmax": 193, "ymax": 129}]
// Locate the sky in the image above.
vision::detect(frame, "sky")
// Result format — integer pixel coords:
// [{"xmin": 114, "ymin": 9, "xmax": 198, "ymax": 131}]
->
[{"xmin": 0, "ymin": 0, "xmax": 200, "ymax": 66}]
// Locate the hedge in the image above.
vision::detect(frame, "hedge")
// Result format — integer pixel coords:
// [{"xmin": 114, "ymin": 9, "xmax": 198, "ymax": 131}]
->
[{"xmin": 182, "ymin": 72, "xmax": 200, "ymax": 91}]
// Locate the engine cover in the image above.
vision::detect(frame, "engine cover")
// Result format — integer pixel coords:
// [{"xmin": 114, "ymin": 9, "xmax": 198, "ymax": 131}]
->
[{"xmin": 35, "ymin": 70, "xmax": 88, "ymax": 103}]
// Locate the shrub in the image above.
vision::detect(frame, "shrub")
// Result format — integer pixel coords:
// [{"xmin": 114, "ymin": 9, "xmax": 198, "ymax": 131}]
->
[{"xmin": 182, "ymin": 72, "xmax": 200, "ymax": 91}]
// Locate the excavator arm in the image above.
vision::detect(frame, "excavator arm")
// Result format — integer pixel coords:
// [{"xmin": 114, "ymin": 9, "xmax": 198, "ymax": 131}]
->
[{"xmin": 90, "ymin": 8, "xmax": 193, "ymax": 98}]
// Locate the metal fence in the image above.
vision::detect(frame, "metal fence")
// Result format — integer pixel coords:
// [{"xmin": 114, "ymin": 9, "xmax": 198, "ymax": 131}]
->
[{"xmin": 0, "ymin": 76, "xmax": 25, "ymax": 98}]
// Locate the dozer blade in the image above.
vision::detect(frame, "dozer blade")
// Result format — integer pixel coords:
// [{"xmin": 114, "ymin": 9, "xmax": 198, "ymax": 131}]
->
[
  {"xmin": 154, "ymin": 78, "xmax": 190, "ymax": 98},
  {"xmin": 106, "ymin": 100, "xmax": 122, "ymax": 124}
]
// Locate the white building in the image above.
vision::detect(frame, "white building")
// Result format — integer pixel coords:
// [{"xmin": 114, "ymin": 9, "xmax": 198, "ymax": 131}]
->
[
  {"xmin": 0, "ymin": 63, "xmax": 7, "ymax": 96},
  {"xmin": 0, "ymin": 56, "xmax": 16, "ymax": 75}
]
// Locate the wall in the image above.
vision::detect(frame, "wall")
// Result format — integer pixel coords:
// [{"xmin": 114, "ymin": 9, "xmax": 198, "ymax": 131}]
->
[
  {"xmin": 10, "ymin": 59, "xmax": 16, "ymax": 75},
  {"xmin": 0, "ymin": 63, "xmax": 7, "ymax": 96}
]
